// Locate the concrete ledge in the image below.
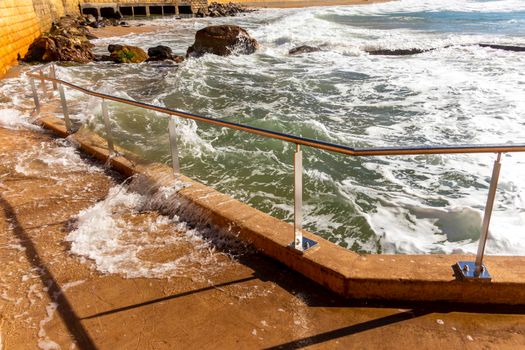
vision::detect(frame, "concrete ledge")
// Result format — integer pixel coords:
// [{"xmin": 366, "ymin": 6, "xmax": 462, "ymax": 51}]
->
[{"xmin": 38, "ymin": 114, "xmax": 525, "ymax": 304}]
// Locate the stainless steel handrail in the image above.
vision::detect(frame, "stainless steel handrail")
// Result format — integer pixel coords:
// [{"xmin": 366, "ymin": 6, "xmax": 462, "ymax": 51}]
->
[
  {"xmin": 26, "ymin": 72, "xmax": 525, "ymax": 156},
  {"xmin": 27, "ymin": 64, "xmax": 525, "ymax": 280}
]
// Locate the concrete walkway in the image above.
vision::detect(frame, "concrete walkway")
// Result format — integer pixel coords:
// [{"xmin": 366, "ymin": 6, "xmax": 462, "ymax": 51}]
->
[{"xmin": 1, "ymin": 125, "xmax": 525, "ymax": 349}]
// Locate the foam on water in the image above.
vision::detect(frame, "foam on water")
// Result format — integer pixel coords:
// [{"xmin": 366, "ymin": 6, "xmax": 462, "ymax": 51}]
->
[
  {"xmin": 3, "ymin": 0, "xmax": 524, "ymax": 255},
  {"xmin": 0, "ymin": 108, "xmax": 40, "ymax": 131},
  {"xmin": 66, "ymin": 184, "xmax": 230, "ymax": 278}
]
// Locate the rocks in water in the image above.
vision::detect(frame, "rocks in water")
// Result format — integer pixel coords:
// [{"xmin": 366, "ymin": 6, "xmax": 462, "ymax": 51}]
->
[
  {"xmin": 22, "ymin": 16, "xmax": 95, "ymax": 63},
  {"xmin": 94, "ymin": 55, "xmax": 113, "ymax": 62},
  {"xmin": 108, "ymin": 44, "xmax": 148, "ymax": 63},
  {"xmin": 147, "ymin": 45, "xmax": 173, "ymax": 60},
  {"xmin": 366, "ymin": 44, "xmax": 525, "ymax": 56},
  {"xmin": 477, "ymin": 44, "xmax": 525, "ymax": 52},
  {"xmin": 147, "ymin": 45, "xmax": 186, "ymax": 63},
  {"xmin": 289, "ymin": 45, "xmax": 321, "ymax": 55},
  {"xmin": 204, "ymin": 2, "xmax": 253, "ymax": 17},
  {"xmin": 366, "ymin": 48, "xmax": 431, "ymax": 56},
  {"xmin": 186, "ymin": 25, "xmax": 259, "ymax": 58}
]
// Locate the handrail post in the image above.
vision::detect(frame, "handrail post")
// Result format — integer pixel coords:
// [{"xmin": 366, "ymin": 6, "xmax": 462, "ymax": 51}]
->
[
  {"xmin": 475, "ymin": 152, "xmax": 502, "ymax": 274},
  {"xmin": 168, "ymin": 117, "xmax": 180, "ymax": 174},
  {"xmin": 50, "ymin": 64, "xmax": 58, "ymax": 91},
  {"xmin": 454, "ymin": 152, "xmax": 502, "ymax": 281},
  {"xmin": 30, "ymin": 78, "xmax": 40, "ymax": 115},
  {"xmin": 101, "ymin": 99, "xmax": 115, "ymax": 155},
  {"xmin": 291, "ymin": 144, "xmax": 317, "ymax": 252},
  {"xmin": 39, "ymin": 70, "xmax": 48, "ymax": 98},
  {"xmin": 294, "ymin": 144, "xmax": 303, "ymax": 251},
  {"xmin": 58, "ymin": 84, "xmax": 72, "ymax": 133}
]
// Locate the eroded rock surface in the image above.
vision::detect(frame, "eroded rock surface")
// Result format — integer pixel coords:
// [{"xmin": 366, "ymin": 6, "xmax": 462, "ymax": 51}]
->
[
  {"xmin": 186, "ymin": 25, "xmax": 259, "ymax": 58},
  {"xmin": 108, "ymin": 44, "xmax": 148, "ymax": 63},
  {"xmin": 22, "ymin": 16, "xmax": 95, "ymax": 63},
  {"xmin": 147, "ymin": 45, "xmax": 185, "ymax": 63}
]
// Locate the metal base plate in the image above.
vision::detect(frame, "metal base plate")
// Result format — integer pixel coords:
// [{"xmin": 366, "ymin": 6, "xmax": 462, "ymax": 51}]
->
[
  {"xmin": 289, "ymin": 237, "xmax": 318, "ymax": 252},
  {"xmin": 453, "ymin": 261, "xmax": 491, "ymax": 281}
]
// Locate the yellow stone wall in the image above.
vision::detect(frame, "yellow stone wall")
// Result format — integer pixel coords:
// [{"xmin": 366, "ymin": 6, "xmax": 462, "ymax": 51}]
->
[{"xmin": 0, "ymin": 0, "xmax": 75, "ymax": 77}]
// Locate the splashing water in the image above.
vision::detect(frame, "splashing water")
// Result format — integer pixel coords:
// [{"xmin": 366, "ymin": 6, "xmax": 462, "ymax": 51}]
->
[{"xmin": 3, "ymin": 0, "xmax": 525, "ymax": 255}]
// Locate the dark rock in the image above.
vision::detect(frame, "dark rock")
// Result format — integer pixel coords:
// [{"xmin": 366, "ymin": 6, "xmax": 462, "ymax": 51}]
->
[
  {"xmin": 186, "ymin": 25, "xmax": 259, "ymax": 58},
  {"xmin": 366, "ymin": 48, "xmax": 431, "ymax": 56},
  {"xmin": 289, "ymin": 45, "xmax": 321, "ymax": 55},
  {"xmin": 23, "ymin": 16, "xmax": 95, "ymax": 63},
  {"xmin": 147, "ymin": 45, "xmax": 173, "ymax": 61},
  {"xmin": 146, "ymin": 46, "xmax": 185, "ymax": 63},
  {"xmin": 477, "ymin": 44, "xmax": 525, "ymax": 52},
  {"xmin": 94, "ymin": 55, "xmax": 113, "ymax": 62},
  {"xmin": 366, "ymin": 44, "xmax": 525, "ymax": 57},
  {"xmin": 120, "ymin": 21, "xmax": 130, "ymax": 27},
  {"xmin": 108, "ymin": 44, "xmax": 148, "ymax": 63},
  {"xmin": 108, "ymin": 44, "xmax": 123, "ymax": 53}
]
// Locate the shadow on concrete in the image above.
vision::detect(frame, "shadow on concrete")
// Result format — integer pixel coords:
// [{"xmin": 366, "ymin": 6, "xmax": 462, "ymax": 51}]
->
[
  {"xmin": 235, "ymin": 253, "xmax": 525, "ymax": 314},
  {"xmin": 264, "ymin": 309, "xmax": 430, "ymax": 349},
  {"xmin": 0, "ymin": 194, "xmax": 98, "ymax": 350},
  {"xmin": 81, "ymin": 275, "xmax": 257, "ymax": 320}
]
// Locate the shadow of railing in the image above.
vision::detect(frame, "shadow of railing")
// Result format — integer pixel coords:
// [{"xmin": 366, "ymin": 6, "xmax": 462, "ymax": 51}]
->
[
  {"xmin": 264, "ymin": 309, "xmax": 431, "ymax": 349},
  {"xmin": 0, "ymin": 194, "xmax": 98, "ymax": 350},
  {"xmin": 81, "ymin": 275, "xmax": 257, "ymax": 320}
]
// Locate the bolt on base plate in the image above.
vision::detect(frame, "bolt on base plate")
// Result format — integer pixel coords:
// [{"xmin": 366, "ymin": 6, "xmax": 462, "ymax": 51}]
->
[
  {"xmin": 453, "ymin": 261, "xmax": 492, "ymax": 281},
  {"xmin": 289, "ymin": 237, "xmax": 318, "ymax": 252}
]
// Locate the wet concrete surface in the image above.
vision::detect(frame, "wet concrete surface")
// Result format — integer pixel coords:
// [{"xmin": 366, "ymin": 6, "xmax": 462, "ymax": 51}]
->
[{"xmin": 1, "ymin": 126, "xmax": 525, "ymax": 349}]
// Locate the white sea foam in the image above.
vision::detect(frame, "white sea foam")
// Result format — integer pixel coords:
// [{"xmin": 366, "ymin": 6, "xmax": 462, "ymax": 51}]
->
[
  {"xmin": 66, "ymin": 184, "xmax": 228, "ymax": 278},
  {"xmin": 0, "ymin": 108, "xmax": 40, "ymax": 131}
]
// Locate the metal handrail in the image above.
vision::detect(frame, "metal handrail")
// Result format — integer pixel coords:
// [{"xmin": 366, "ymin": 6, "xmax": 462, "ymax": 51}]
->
[
  {"xmin": 27, "ymin": 64, "xmax": 525, "ymax": 281},
  {"xmin": 26, "ymin": 72, "xmax": 525, "ymax": 156}
]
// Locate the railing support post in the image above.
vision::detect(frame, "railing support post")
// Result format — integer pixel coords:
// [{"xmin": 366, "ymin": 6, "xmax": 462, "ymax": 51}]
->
[
  {"xmin": 39, "ymin": 70, "xmax": 48, "ymax": 98},
  {"xmin": 168, "ymin": 117, "xmax": 180, "ymax": 174},
  {"xmin": 475, "ymin": 152, "xmax": 502, "ymax": 273},
  {"xmin": 58, "ymin": 84, "xmax": 72, "ymax": 133},
  {"xmin": 294, "ymin": 144, "xmax": 303, "ymax": 251},
  {"xmin": 50, "ymin": 64, "xmax": 58, "ymax": 91},
  {"xmin": 291, "ymin": 144, "xmax": 317, "ymax": 252},
  {"xmin": 30, "ymin": 78, "xmax": 40, "ymax": 115},
  {"xmin": 101, "ymin": 99, "xmax": 115, "ymax": 155},
  {"xmin": 454, "ymin": 152, "xmax": 502, "ymax": 281}
]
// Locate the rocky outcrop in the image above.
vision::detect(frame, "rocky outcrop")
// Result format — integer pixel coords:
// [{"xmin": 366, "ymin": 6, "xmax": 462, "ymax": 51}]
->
[
  {"xmin": 366, "ymin": 48, "xmax": 430, "ymax": 56},
  {"xmin": 289, "ymin": 45, "xmax": 321, "ymax": 55},
  {"xmin": 366, "ymin": 44, "xmax": 525, "ymax": 56},
  {"xmin": 147, "ymin": 45, "xmax": 185, "ymax": 63},
  {"xmin": 148, "ymin": 45, "xmax": 173, "ymax": 60},
  {"xmin": 22, "ymin": 16, "xmax": 95, "ymax": 63},
  {"xmin": 477, "ymin": 44, "xmax": 525, "ymax": 52},
  {"xmin": 186, "ymin": 25, "xmax": 259, "ymax": 58},
  {"xmin": 108, "ymin": 44, "xmax": 149, "ymax": 63},
  {"xmin": 197, "ymin": 2, "xmax": 254, "ymax": 17}
]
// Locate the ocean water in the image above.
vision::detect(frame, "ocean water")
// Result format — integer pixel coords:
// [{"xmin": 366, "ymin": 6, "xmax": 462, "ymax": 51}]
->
[{"xmin": 10, "ymin": 0, "xmax": 525, "ymax": 255}]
